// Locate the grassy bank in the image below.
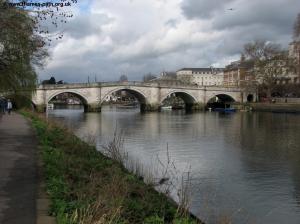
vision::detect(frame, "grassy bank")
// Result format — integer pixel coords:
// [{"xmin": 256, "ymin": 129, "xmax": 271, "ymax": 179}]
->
[{"xmin": 21, "ymin": 111, "xmax": 201, "ymax": 224}]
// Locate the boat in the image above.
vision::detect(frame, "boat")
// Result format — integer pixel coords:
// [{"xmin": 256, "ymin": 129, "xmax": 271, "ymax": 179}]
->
[
  {"xmin": 161, "ymin": 106, "xmax": 172, "ymax": 110},
  {"xmin": 116, "ymin": 102, "xmax": 138, "ymax": 109},
  {"xmin": 172, "ymin": 105, "xmax": 184, "ymax": 110},
  {"xmin": 213, "ymin": 104, "xmax": 236, "ymax": 112},
  {"xmin": 213, "ymin": 107, "xmax": 236, "ymax": 112}
]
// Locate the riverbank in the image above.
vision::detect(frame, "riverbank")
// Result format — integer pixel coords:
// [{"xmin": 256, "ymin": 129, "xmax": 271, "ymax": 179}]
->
[
  {"xmin": 250, "ymin": 103, "xmax": 300, "ymax": 113},
  {"xmin": 21, "ymin": 110, "xmax": 201, "ymax": 224}
]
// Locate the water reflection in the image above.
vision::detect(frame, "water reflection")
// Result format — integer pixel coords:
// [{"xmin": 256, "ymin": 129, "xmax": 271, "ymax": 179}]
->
[{"xmin": 48, "ymin": 105, "xmax": 300, "ymax": 224}]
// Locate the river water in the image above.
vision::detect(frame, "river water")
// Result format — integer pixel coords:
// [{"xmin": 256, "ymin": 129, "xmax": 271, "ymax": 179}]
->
[{"xmin": 48, "ymin": 105, "xmax": 300, "ymax": 224}]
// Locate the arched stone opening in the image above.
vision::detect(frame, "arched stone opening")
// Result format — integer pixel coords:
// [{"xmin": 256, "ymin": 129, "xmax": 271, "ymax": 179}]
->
[
  {"xmin": 247, "ymin": 94, "xmax": 254, "ymax": 103},
  {"xmin": 102, "ymin": 89, "xmax": 149, "ymax": 112},
  {"xmin": 48, "ymin": 92, "xmax": 91, "ymax": 112},
  {"xmin": 161, "ymin": 91, "xmax": 199, "ymax": 111},
  {"xmin": 207, "ymin": 94, "xmax": 235, "ymax": 110}
]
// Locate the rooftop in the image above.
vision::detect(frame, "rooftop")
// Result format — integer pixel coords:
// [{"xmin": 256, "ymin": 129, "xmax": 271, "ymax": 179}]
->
[{"xmin": 177, "ymin": 67, "xmax": 224, "ymax": 72}]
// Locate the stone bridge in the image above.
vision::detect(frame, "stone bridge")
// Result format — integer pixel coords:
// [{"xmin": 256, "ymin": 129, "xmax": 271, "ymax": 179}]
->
[{"xmin": 32, "ymin": 81, "xmax": 256, "ymax": 112}]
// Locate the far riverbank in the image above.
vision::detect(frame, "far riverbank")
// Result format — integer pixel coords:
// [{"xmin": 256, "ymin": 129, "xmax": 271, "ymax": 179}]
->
[{"xmin": 250, "ymin": 103, "xmax": 300, "ymax": 113}]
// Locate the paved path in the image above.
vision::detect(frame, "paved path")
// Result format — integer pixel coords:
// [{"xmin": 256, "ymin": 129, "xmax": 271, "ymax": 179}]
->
[{"xmin": 0, "ymin": 113, "xmax": 37, "ymax": 224}]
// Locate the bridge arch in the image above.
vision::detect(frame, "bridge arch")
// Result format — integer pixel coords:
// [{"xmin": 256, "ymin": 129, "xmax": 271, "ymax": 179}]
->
[
  {"xmin": 160, "ymin": 90, "xmax": 198, "ymax": 111},
  {"xmin": 206, "ymin": 92, "xmax": 238, "ymax": 104},
  {"xmin": 101, "ymin": 87, "xmax": 148, "ymax": 111},
  {"xmin": 47, "ymin": 91, "xmax": 89, "ymax": 111},
  {"xmin": 206, "ymin": 93, "xmax": 236, "ymax": 109}
]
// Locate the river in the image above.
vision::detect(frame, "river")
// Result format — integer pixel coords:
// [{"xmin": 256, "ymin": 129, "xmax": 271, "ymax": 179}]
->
[{"xmin": 48, "ymin": 105, "xmax": 300, "ymax": 224}]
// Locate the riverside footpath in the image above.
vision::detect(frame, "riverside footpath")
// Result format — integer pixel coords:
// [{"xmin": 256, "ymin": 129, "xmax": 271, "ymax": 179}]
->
[{"xmin": 0, "ymin": 113, "xmax": 38, "ymax": 224}]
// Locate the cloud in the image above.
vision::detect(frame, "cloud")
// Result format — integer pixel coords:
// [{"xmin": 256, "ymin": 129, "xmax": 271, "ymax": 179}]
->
[
  {"xmin": 37, "ymin": 0, "xmax": 299, "ymax": 83},
  {"xmin": 181, "ymin": 0, "xmax": 235, "ymax": 19},
  {"xmin": 212, "ymin": 0, "xmax": 299, "ymax": 33}
]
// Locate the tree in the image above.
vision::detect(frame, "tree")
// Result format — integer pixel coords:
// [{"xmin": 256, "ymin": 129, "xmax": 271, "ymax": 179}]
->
[
  {"xmin": 0, "ymin": 0, "xmax": 77, "ymax": 103},
  {"xmin": 0, "ymin": 1, "xmax": 47, "ymax": 97},
  {"xmin": 41, "ymin": 77, "xmax": 63, "ymax": 85},
  {"xmin": 243, "ymin": 40, "xmax": 292, "ymax": 99},
  {"xmin": 49, "ymin": 77, "xmax": 56, "ymax": 84},
  {"xmin": 143, "ymin": 73, "xmax": 157, "ymax": 82},
  {"xmin": 160, "ymin": 71, "xmax": 177, "ymax": 80},
  {"xmin": 294, "ymin": 13, "xmax": 300, "ymax": 41},
  {"xmin": 119, "ymin": 74, "xmax": 128, "ymax": 82},
  {"xmin": 42, "ymin": 77, "xmax": 55, "ymax": 85},
  {"xmin": 293, "ymin": 13, "xmax": 300, "ymax": 78}
]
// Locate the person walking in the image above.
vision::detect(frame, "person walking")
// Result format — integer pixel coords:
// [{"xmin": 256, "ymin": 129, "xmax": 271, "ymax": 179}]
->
[
  {"xmin": 0, "ymin": 99, "xmax": 5, "ymax": 121},
  {"xmin": 0, "ymin": 99, "xmax": 5, "ymax": 114},
  {"xmin": 7, "ymin": 99, "xmax": 12, "ymax": 115}
]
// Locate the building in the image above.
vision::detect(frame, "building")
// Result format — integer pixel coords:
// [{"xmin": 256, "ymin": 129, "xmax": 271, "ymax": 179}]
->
[
  {"xmin": 224, "ymin": 52, "xmax": 299, "ymax": 88},
  {"xmin": 288, "ymin": 42, "xmax": 300, "ymax": 84},
  {"xmin": 223, "ymin": 61, "xmax": 255, "ymax": 87},
  {"xmin": 289, "ymin": 41, "xmax": 300, "ymax": 59},
  {"xmin": 176, "ymin": 68, "xmax": 224, "ymax": 86}
]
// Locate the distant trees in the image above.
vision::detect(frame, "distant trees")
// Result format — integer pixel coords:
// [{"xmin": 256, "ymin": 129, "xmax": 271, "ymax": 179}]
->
[
  {"xmin": 143, "ymin": 73, "xmax": 156, "ymax": 82},
  {"xmin": 160, "ymin": 71, "xmax": 177, "ymax": 80},
  {"xmin": 42, "ymin": 77, "xmax": 64, "ymax": 85},
  {"xmin": 119, "ymin": 74, "xmax": 128, "ymax": 82}
]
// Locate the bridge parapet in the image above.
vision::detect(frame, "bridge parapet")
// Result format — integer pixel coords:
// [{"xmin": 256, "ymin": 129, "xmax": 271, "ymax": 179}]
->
[{"xmin": 38, "ymin": 82, "xmax": 247, "ymax": 91}]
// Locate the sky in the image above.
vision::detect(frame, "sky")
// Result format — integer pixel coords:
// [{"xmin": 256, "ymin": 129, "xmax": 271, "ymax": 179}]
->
[{"xmin": 37, "ymin": 0, "xmax": 300, "ymax": 83}]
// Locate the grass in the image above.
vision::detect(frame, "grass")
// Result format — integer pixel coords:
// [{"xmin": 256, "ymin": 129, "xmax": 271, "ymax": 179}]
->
[{"xmin": 21, "ymin": 110, "xmax": 201, "ymax": 224}]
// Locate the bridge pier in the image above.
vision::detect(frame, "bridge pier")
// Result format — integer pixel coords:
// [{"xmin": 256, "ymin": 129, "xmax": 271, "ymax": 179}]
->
[
  {"xmin": 36, "ymin": 104, "xmax": 46, "ymax": 113},
  {"xmin": 85, "ymin": 104, "xmax": 101, "ymax": 113},
  {"xmin": 186, "ymin": 102, "xmax": 206, "ymax": 111},
  {"xmin": 140, "ymin": 103, "xmax": 160, "ymax": 112}
]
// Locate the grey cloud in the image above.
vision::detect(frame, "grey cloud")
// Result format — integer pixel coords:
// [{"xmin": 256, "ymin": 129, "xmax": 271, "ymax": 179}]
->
[
  {"xmin": 63, "ymin": 13, "xmax": 113, "ymax": 39},
  {"xmin": 38, "ymin": 0, "xmax": 298, "ymax": 83},
  {"xmin": 165, "ymin": 19, "xmax": 179, "ymax": 28},
  {"xmin": 181, "ymin": 0, "xmax": 235, "ymax": 19},
  {"xmin": 212, "ymin": 0, "xmax": 300, "ymax": 34}
]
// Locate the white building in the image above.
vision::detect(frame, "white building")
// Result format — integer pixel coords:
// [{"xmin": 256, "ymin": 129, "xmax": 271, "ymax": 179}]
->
[{"xmin": 176, "ymin": 68, "xmax": 224, "ymax": 86}]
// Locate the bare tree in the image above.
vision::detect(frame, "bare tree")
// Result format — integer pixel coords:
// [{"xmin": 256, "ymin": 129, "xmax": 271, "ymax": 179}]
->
[
  {"xmin": 143, "ymin": 73, "xmax": 157, "ymax": 82},
  {"xmin": 293, "ymin": 13, "xmax": 300, "ymax": 79},
  {"xmin": 243, "ymin": 40, "xmax": 292, "ymax": 99},
  {"xmin": 244, "ymin": 40, "xmax": 281, "ymax": 62},
  {"xmin": 294, "ymin": 13, "xmax": 300, "ymax": 41},
  {"xmin": 119, "ymin": 74, "xmax": 128, "ymax": 82}
]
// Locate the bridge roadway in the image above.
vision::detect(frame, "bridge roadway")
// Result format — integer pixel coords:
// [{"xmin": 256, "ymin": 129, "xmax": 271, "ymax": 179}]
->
[{"xmin": 32, "ymin": 81, "xmax": 256, "ymax": 112}]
